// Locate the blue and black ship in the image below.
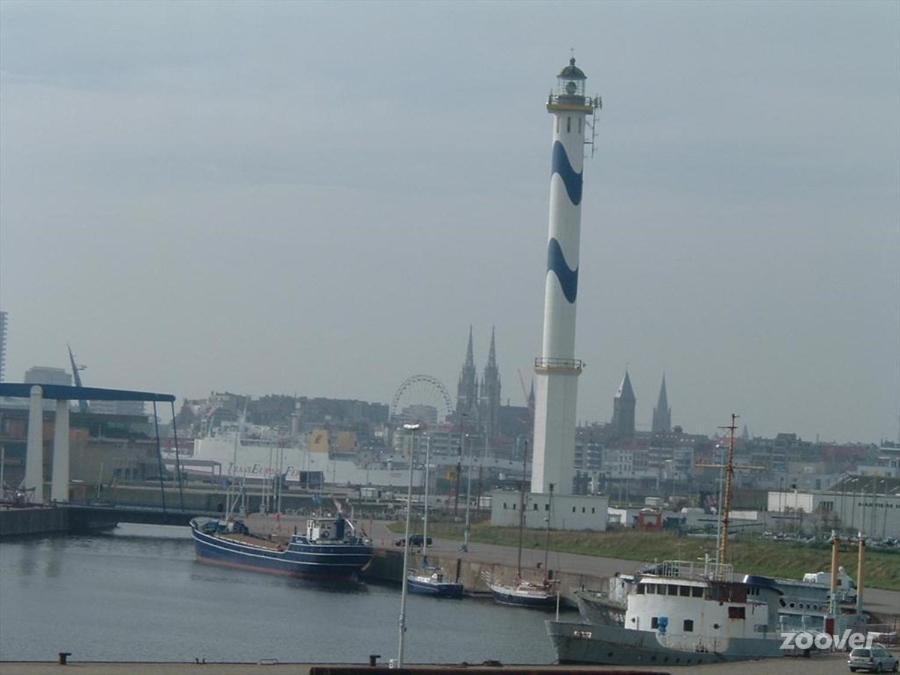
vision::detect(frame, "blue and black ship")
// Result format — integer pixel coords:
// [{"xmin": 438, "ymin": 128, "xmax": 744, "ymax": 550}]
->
[{"xmin": 189, "ymin": 514, "xmax": 373, "ymax": 579}]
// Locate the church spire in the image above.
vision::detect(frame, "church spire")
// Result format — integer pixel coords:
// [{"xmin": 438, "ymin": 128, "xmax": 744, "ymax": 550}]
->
[
  {"xmin": 651, "ymin": 373, "xmax": 671, "ymax": 434},
  {"xmin": 456, "ymin": 326, "xmax": 478, "ymax": 424},
  {"xmin": 616, "ymin": 370, "xmax": 635, "ymax": 402},
  {"xmin": 480, "ymin": 326, "xmax": 501, "ymax": 442},
  {"xmin": 611, "ymin": 369, "xmax": 636, "ymax": 438},
  {"xmin": 486, "ymin": 326, "xmax": 496, "ymax": 368}
]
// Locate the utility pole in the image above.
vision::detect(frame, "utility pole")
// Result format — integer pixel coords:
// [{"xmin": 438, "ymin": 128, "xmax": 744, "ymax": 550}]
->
[{"xmin": 462, "ymin": 432, "xmax": 473, "ymax": 552}]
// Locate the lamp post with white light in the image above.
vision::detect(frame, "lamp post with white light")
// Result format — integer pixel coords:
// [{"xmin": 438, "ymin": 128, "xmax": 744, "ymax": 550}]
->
[{"xmin": 397, "ymin": 422, "xmax": 422, "ymax": 668}]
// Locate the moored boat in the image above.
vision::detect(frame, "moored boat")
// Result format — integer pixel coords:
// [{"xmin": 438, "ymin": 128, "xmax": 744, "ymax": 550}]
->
[
  {"xmin": 548, "ymin": 559, "xmax": 787, "ymax": 665},
  {"xmin": 489, "ymin": 578, "xmax": 558, "ymax": 609},
  {"xmin": 548, "ymin": 419, "xmax": 867, "ymax": 665},
  {"xmin": 407, "ymin": 562, "xmax": 464, "ymax": 598},
  {"xmin": 190, "ymin": 514, "xmax": 373, "ymax": 579}
]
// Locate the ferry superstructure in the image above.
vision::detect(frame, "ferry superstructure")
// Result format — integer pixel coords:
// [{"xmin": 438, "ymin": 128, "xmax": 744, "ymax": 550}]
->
[
  {"xmin": 549, "ymin": 560, "xmax": 788, "ymax": 665},
  {"xmin": 189, "ymin": 430, "xmax": 424, "ymax": 489}
]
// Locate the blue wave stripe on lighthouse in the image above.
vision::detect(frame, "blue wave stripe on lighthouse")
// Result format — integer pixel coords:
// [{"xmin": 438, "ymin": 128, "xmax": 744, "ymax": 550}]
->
[
  {"xmin": 547, "ymin": 238, "xmax": 578, "ymax": 303},
  {"xmin": 551, "ymin": 141, "xmax": 583, "ymax": 205}
]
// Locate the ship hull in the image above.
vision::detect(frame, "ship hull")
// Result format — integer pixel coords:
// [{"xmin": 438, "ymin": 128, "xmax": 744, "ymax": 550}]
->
[
  {"xmin": 547, "ymin": 620, "xmax": 784, "ymax": 666},
  {"xmin": 575, "ymin": 592, "xmax": 625, "ymax": 626},
  {"xmin": 489, "ymin": 584, "xmax": 557, "ymax": 609},
  {"xmin": 190, "ymin": 521, "xmax": 372, "ymax": 579},
  {"xmin": 408, "ymin": 577, "xmax": 464, "ymax": 598}
]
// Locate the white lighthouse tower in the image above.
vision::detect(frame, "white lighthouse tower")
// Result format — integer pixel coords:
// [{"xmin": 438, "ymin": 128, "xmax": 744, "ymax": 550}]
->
[{"xmin": 531, "ymin": 58, "xmax": 598, "ymax": 495}]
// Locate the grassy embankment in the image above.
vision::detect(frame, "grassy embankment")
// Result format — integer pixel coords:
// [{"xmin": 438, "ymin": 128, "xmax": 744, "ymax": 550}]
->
[{"xmin": 389, "ymin": 521, "xmax": 900, "ymax": 592}]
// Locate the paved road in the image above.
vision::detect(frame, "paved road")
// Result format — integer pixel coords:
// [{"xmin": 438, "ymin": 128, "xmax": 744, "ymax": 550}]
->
[{"xmin": 368, "ymin": 520, "xmax": 900, "ymax": 620}]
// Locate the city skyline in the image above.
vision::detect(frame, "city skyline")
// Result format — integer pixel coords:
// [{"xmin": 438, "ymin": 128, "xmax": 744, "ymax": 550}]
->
[{"xmin": 1, "ymin": 2, "xmax": 897, "ymax": 444}]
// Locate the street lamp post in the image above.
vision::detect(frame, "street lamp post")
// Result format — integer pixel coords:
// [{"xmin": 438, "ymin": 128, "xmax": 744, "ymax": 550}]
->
[
  {"xmin": 422, "ymin": 435, "xmax": 430, "ymax": 554},
  {"xmin": 397, "ymin": 422, "xmax": 422, "ymax": 668},
  {"xmin": 462, "ymin": 432, "xmax": 473, "ymax": 552}
]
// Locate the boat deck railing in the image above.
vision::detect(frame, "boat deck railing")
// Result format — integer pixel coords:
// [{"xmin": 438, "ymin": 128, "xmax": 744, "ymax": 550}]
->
[{"xmin": 641, "ymin": 559, "xmax": 734, "ymax": 581}]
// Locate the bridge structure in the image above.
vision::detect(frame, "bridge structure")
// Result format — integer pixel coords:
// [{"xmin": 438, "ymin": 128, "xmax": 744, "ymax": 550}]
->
[
  {"xmin": 64, "ymin": 503, "xmax": 218, "ymax": 529},
  {"xmin": 0, "ymin": 382, "xmax": 188, "ymax": 514}
]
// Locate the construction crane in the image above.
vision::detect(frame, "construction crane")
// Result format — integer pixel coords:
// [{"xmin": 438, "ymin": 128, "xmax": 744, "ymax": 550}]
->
[{"xmin": 67, "ymin": 344, "xmax": 89, "ymax": 413}]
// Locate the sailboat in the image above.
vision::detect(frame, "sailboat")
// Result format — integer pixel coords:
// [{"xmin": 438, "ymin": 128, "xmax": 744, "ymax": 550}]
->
[
  {"xmin": 407, "ymin": 435, "xmax": 464, "ymax": 598},
  {"xmin": 486, "ymin": 441, "xmax": 557, "ymax": 609}
]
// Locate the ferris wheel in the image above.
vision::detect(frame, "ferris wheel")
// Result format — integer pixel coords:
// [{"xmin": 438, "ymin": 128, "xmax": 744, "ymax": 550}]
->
[{"xmin": 390, "ymin": 374, "xmax": 453, "ymax": 426}]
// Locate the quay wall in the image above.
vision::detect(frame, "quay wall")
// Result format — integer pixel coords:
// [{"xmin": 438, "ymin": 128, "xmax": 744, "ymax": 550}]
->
[
  {"xmin": 362, "ymin": 547, "xmax": 607, "ymax": 603},
  {"xmin": 0, "ymin": 507, "xmax": 68, "ymax": 538}
]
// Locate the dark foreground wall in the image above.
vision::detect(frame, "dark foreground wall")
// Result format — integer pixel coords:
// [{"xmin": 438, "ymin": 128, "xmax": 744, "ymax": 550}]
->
[{"xmin": 0, "ymin": 507, "xmax": 68, "ymax": 538}]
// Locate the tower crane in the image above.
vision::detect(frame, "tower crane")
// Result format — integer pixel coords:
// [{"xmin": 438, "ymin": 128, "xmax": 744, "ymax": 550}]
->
[{"xmin": 67, "ymin": 344, "xmax": 89, "ymax": 413}]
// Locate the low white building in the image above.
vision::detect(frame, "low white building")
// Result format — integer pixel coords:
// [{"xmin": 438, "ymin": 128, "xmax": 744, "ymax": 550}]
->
[
  {"xmin": 767, "ymin": 475, "xmax": 900, "ymax": 538},
  {"xmin": 607, "ymin": 506, "xmax": 642, "ymax": 528},
  {"xmin": 490, "ymin": 490, "xmax": 608, "ymax": 531}
]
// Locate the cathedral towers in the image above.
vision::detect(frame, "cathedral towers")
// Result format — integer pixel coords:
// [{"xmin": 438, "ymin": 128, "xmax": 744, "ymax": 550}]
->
[
  {"xmin": 608, "ymin": 372, "xmax": 673, "ymax": 436},
  {"xmin": 454, "ymin": 327, "xmax": 501, "ymax": 441}
]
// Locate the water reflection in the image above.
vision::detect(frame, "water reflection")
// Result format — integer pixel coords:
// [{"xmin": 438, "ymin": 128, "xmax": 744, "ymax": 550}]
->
[{"xmin": 1, "ymin": 529, "xmax": 558, "ymax": 664}]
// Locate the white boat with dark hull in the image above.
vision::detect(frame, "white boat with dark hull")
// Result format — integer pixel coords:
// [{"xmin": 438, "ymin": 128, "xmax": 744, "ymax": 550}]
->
[
  {"xmin": 548, "ymin": 560, "xmax": 787, "ymax": 665},
  {"xmin": 407, "ymin": 563, "xmax": 464, "ymax": 598},
  {"xmin": 551, "ymin": 420, "xmax": 868, "ymax": 665},
  {"xmin": 404, "ymin": 436, "xmax": 464, "ymax": 599},
  {"xmin": 488, "ymin": 578, "xmax": 558, "ymax": 609},
  {"xmin": 485, "ymin": 443, "xmax": 558, "ymax": 609}
]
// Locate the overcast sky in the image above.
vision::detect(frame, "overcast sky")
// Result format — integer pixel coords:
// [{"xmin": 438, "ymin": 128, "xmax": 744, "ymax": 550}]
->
[{"xmin": 1, "ymin": 0, "xmax": 898, "ymax": 443}]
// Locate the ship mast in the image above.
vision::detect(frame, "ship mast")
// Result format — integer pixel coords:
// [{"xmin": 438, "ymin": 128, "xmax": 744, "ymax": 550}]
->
[
  {"xmin": 225, "ymin": 401, "xmax": 248, "ymax": 522},
  {"xmin": 716, "ymin": 414, "xmax": 739, "ymax": 574},
  {"xmin": 517, "ymin": 439, "xmax": 527, "ymax": 580}
]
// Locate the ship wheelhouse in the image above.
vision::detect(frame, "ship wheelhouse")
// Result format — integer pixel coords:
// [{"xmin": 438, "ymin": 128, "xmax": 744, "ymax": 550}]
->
[{"xmin": 624, "ymin": 562, "xmax": 781, "ymax": 651}]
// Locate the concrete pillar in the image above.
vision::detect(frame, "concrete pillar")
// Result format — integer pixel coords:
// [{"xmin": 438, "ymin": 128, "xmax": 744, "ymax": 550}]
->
[
  {"xmin": 51, "ymin": 400, "xmax": 70, "ymax": 503},
  {"xmin": 24, "ymin": 385, "xmax": 44, "ymax": 503}
]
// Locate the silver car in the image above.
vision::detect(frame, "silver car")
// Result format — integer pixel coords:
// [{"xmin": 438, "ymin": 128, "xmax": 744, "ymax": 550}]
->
[{"xmin": 848, "ymin": 646, "xmax": 899, "ymax": 673}]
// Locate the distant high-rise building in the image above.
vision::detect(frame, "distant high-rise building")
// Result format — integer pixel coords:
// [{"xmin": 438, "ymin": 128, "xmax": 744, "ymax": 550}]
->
[
  {"xmin": 651, "ymin": 374, "xmax": 671, "ymax": 434},
  {"xmin": 24, "ymin": 366, "xmax": 71, "ymax": 387},
  {"xmin": 0, "ymin": 311, "xmax": 6, "ymax": 382},
  {"xmin": 479, "ymin": 327, "xmax": 501, "ymax": 442},
  {"xmin": 24, "ymin": 366, "xmax": 72, "ymax": 410},
  {"xmin": 611, "ymin": 370, "xmax": 636, "ymax": 438},
  {"xmin": 455, "ymin": 326, "xmax": 479, "ymax": 427}
]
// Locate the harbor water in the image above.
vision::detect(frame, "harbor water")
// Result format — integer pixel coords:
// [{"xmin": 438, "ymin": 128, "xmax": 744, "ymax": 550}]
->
[{"xmin": 0, "ymin": 524, "xmax": 561, "ymax": 664}]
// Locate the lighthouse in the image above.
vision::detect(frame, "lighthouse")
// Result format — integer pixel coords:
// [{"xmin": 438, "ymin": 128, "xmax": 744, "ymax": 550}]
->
[{"xmin": 531, "ymin": 58, "xmax": 598, "ymax": 495}]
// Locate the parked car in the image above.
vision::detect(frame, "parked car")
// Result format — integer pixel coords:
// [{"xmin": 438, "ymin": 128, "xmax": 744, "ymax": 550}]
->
[
  {"xmin": 848, "ymin": 646, "xmax": 899, "ymax": 672},
  {"xmin": 394, "ymin": 534, "xmax": 432, "ymax": 547}
]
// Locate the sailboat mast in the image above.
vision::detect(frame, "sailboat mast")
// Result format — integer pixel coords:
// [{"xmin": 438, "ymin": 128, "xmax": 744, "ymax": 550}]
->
[
  {"xmin": 543, "ymin": 483, "xmax": 553, "ymax": 582},
  {"xmin": 423, "ymin": 435, "xmax": 430, "ymax": 552},
  {"xmin": 517, "ymin": 439, "xmax": 527, "ymax": 579},
  {"xmin": 716, "ymin": 414, "xmax": 739, "ymax": 575}
]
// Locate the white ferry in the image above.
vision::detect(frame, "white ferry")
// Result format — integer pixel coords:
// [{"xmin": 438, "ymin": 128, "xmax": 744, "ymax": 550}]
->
[
  {"xmin": 185, "ymin": 429, "xmax": 424, "ymax": 489},
  {"xmin": 549, "ymin": 560, "xmax": 795, "ymax": 666}
]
